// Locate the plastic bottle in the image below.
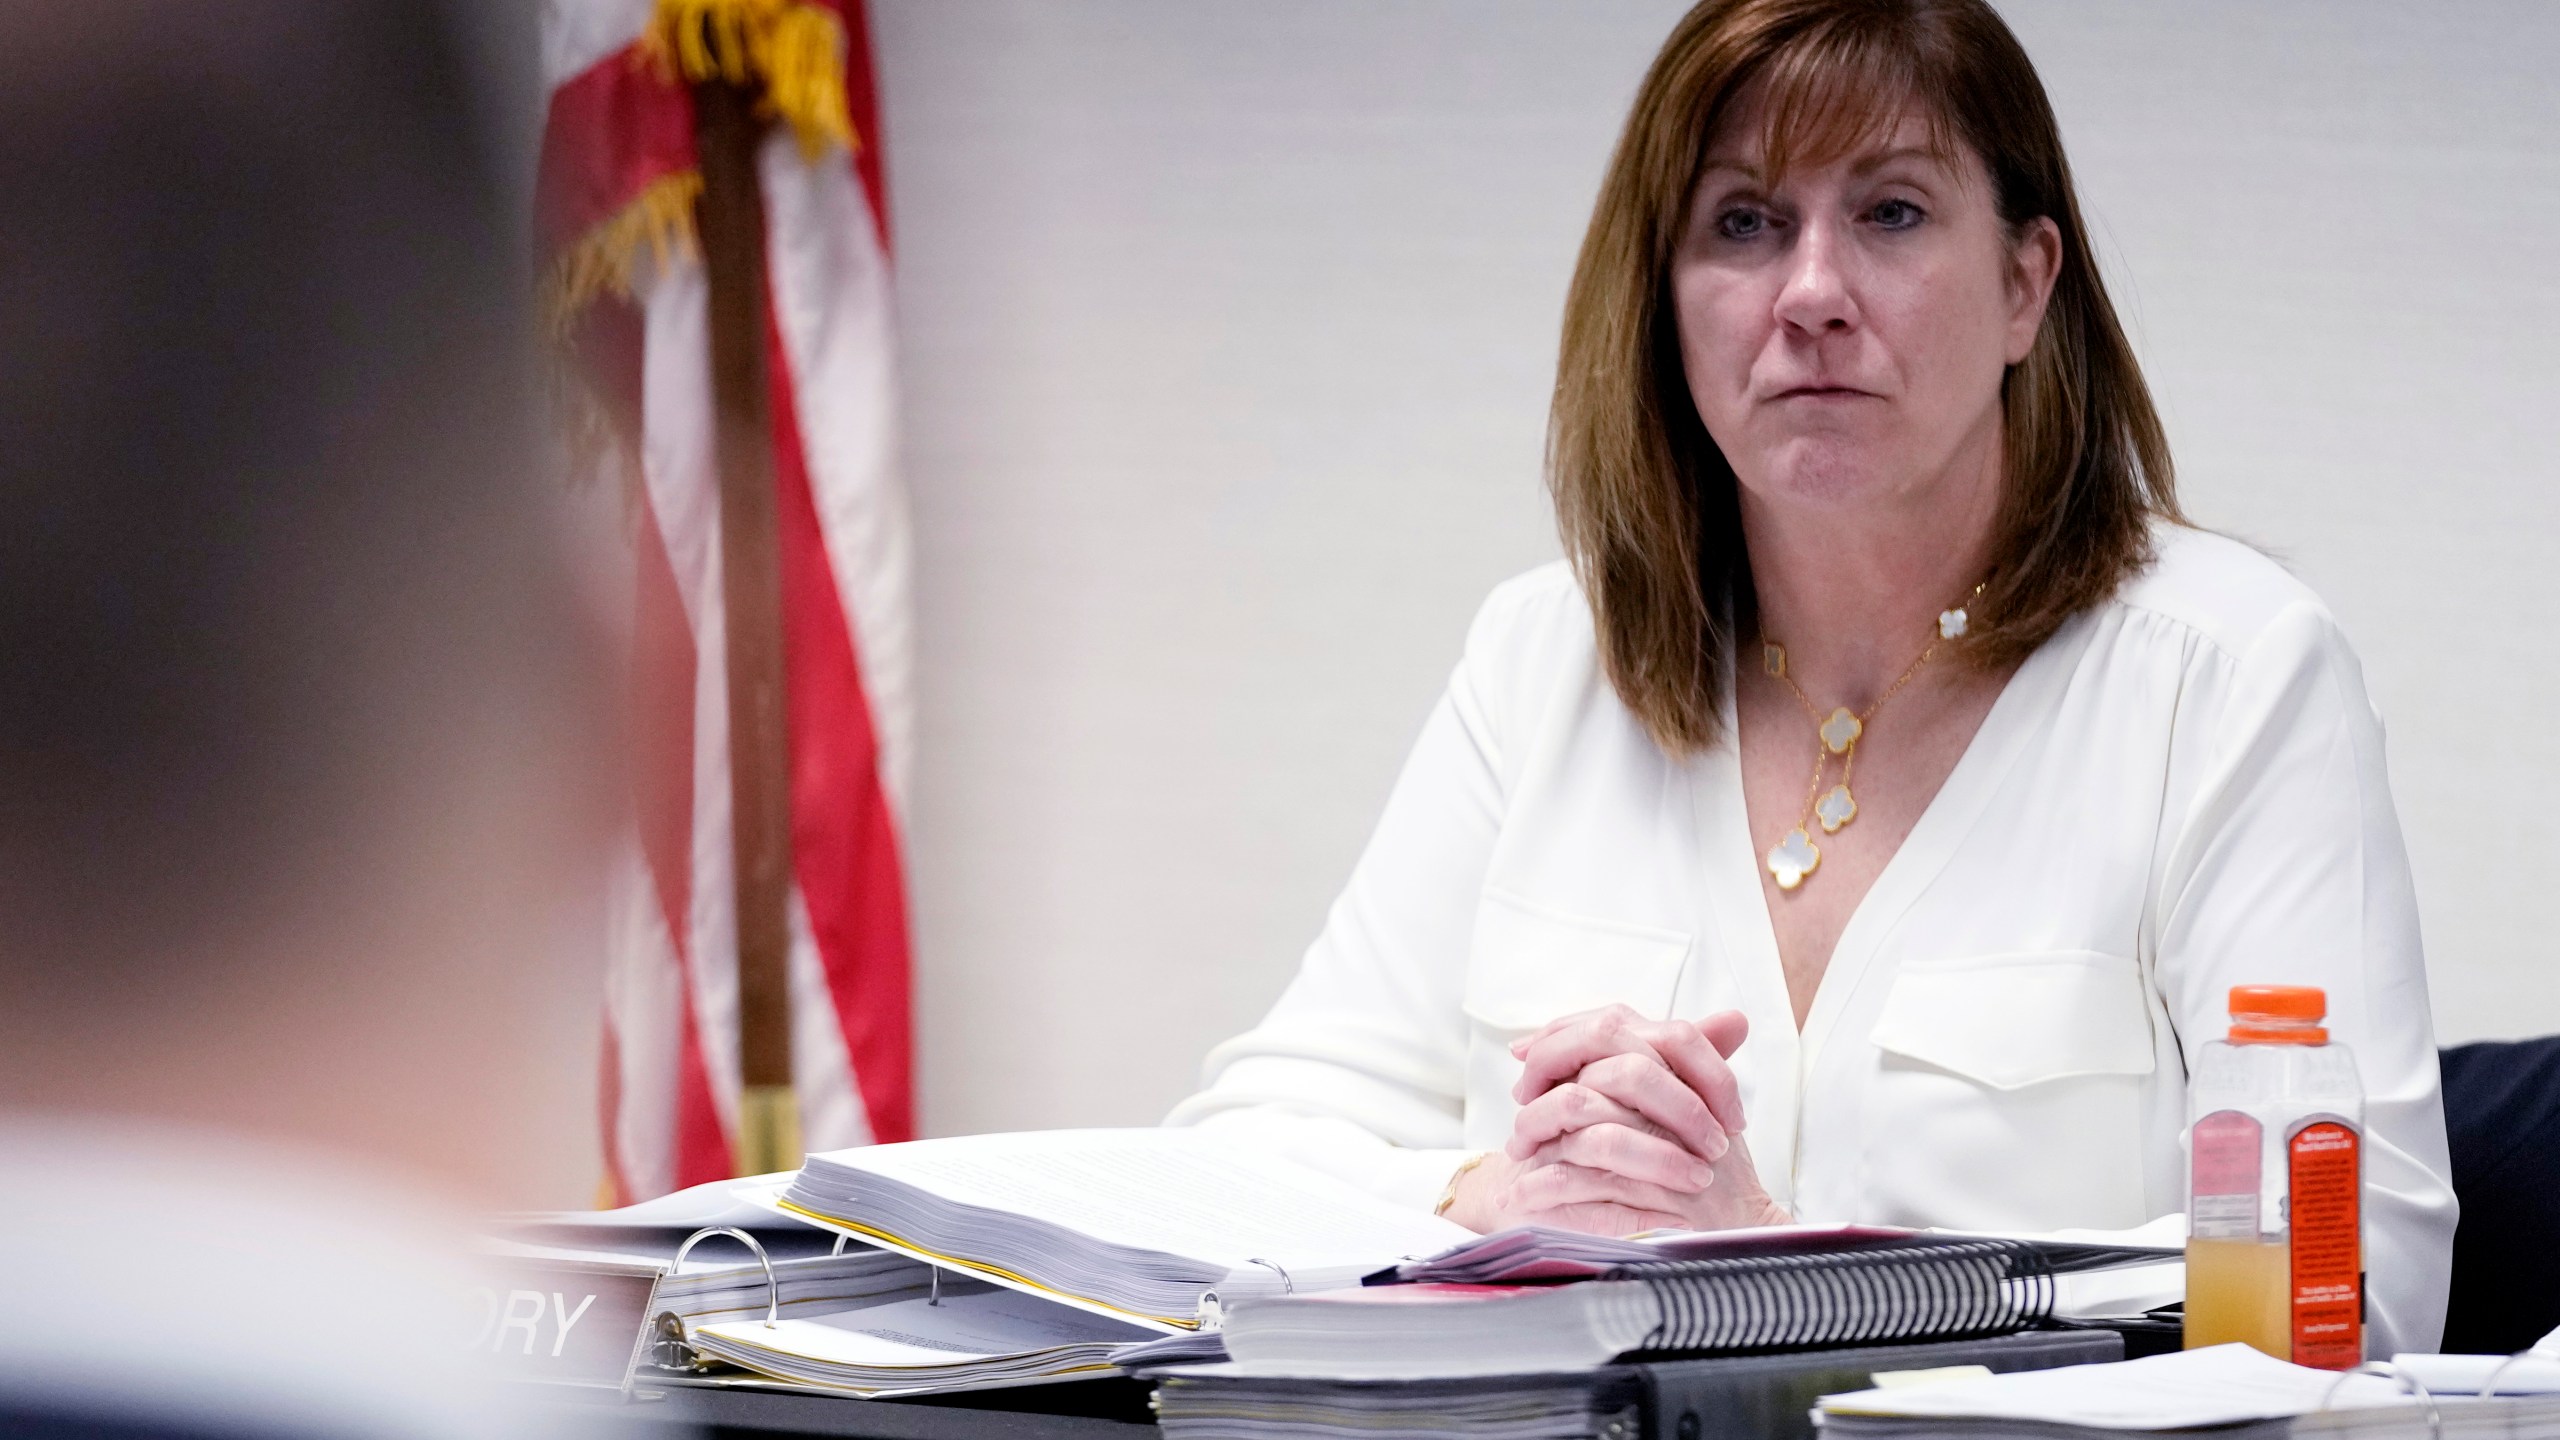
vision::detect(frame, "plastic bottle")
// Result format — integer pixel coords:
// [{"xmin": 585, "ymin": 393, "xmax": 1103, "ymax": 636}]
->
[{"xmin": 2184, "ymin": 985, "xmax": 2364, "ymax": 1369}]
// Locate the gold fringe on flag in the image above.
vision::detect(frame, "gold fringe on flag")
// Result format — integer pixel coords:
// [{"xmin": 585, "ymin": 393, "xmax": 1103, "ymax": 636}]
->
[
  {"xmin": 542, "ymin": 168, "xmax": 703, "ymax": 337},
  {"xmin": 642, "ymin": 0, "xmax": 859, "ymax": 160},
  {"xmin": 541, "ymin": 171, "xmax": 703, "ymax": 499}
]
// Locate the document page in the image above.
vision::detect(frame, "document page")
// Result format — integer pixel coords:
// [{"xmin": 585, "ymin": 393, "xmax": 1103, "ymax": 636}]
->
[
  {"xmin": 2391, "ymin": 1354, "xmax": 2560, "ymax": 1395},
  {"xmin": 515, "ymin": 1172, "xmax": 795, "ymax": 1232},
  {"xmin": 498, "ymin": 1172, "xmax": 839, "ymax": 1259},
  {"xmin": 827, "ymin": 1129, "xmax": 1470, "ymax": 1273},
  {"xmin": 1819, "ymin": 1344, "xmax": 2414, "ymax": 1429}
]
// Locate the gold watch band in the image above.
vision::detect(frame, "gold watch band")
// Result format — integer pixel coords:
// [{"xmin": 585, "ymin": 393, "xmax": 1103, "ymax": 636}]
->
[{"xmin": 1434, "ymin": 1151, "xmax": 1491, "ymax": 1218}]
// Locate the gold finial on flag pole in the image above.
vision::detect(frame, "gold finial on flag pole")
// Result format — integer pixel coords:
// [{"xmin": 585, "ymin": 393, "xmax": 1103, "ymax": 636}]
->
[{"xmin": 738, "ymin": 1086, "xmax": 804, "ymax": 1176}]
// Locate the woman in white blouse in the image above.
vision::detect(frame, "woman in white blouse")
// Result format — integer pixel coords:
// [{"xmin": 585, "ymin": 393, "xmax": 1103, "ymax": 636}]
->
[{"xmin": 1168, "ymin": 0, "xmax": 2455, "ymax": 1354}]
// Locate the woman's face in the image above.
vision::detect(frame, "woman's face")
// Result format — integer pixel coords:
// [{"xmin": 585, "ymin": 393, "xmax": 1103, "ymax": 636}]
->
[{"xmin": 1671, "ymin": 100, "xmax": 2059, "ymax": 516}]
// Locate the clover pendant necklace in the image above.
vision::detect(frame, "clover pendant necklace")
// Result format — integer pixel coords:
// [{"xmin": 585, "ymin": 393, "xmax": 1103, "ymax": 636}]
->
[{"xmin": 1758, "ymin": 585, "xmax": 1983, "ymax": 892}]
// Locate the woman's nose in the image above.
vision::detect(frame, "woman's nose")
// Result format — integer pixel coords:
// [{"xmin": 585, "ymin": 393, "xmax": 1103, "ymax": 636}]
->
[{"xmin": 1771, "ymin": 221, "xmax": 1857, "ymax": 335}]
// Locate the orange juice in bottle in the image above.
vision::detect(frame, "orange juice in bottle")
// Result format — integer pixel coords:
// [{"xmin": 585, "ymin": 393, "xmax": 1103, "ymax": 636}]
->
[{"xmin": 2185, "ymin": 985, "xmax": 2364, "ymax": 1368}]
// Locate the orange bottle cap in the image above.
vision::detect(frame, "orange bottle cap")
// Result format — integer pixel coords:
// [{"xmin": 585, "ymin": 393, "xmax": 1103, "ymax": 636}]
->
[{"xmin": 2229, "ymin": 985, "xmax": 2327, "ymax": 1044}]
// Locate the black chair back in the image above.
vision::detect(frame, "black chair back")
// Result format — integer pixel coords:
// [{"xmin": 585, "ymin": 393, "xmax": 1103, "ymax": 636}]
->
[{"xmin": 2439, "ymin": 1037, "xmax": 2560, "ymax": 1354}]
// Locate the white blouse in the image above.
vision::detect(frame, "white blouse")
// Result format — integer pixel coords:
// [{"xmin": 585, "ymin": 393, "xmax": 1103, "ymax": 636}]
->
[{"xmin": 1167, "ymin": 525, "xmax": 2456, "ymax": 1355}]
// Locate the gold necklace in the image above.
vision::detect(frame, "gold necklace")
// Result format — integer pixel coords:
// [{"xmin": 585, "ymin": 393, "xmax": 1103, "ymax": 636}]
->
[{"xmin": 1758, "ymin": 585, "xmax": 1982, "ymax": 892}]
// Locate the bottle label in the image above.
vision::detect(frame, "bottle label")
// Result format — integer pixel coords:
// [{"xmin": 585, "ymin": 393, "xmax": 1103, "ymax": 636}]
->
[
  {"xmin": 2287, "ymin": 1118, "xmax": 2362, "ymax": 1370},
  {"xmin": 2190, "ymin": 1109, "xmax": 2262, "ymax": 1240}
]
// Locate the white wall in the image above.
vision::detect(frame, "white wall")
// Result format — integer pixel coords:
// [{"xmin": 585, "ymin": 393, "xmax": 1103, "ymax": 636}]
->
[
  {"xmin": 1994, "ymin": 0, "xmax": 2560, "ymax": 1048},
  {"xmin": 869, "ymin": 0, "xmax": 2560, "ymax": 1140}
]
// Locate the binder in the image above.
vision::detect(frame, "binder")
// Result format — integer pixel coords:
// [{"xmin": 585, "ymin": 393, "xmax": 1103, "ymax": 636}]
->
[
  {"xmin": 471, "ymin": 1249, "xmax": 670, "ymax": 1392},
  {"xmin": 481, "ymin": 1224, "xmax": 787, "ymax": 1394}
]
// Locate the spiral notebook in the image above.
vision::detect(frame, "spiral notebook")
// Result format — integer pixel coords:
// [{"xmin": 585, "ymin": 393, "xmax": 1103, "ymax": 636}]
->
[{"xmin": 1220, "ymin": 1237, "xmax": 2067, "ymax": 1379}]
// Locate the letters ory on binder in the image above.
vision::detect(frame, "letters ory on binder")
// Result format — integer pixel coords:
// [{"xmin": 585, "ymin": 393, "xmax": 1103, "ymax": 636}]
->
[{"xmin": 466, "ymin": 1251, "xmax": 666, "ymax": 1391}]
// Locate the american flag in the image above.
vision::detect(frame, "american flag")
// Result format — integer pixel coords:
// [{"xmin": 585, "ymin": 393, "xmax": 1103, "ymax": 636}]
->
[{"xmin": 538, "ymin": 0, "xmax": 914, "ymax": 1201}]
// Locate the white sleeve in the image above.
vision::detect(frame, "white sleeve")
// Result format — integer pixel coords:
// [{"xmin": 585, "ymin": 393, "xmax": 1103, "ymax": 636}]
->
[
  {"xmin": 2152, "ymin": 601, "xmax": 2457, "ymax": 1355},
  {"xmin": 1164, "ymin": 582, "xmax": 1538, "ymax": 1212}
]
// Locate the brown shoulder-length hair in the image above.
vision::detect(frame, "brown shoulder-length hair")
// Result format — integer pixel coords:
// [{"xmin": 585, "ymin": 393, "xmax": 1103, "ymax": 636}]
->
[{"xmin": 1550, "ymin": 0, "xmax": 2179, "ymax": 754}]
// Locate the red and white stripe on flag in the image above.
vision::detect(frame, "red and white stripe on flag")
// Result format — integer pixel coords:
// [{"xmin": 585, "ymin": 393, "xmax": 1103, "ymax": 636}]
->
[{"xmin": 539, "ymin": 0, "xmax": 915, "ymax": 1202}]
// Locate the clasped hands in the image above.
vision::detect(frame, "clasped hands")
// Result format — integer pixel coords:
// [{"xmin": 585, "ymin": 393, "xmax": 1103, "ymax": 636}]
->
[{"xmin": 1443, "ymin": 1005, "xmax": 1791, "ymax": 1236}]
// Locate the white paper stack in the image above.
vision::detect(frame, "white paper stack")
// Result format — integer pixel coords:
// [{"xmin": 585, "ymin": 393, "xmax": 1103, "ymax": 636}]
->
[
  {"xmin": 774, "ymin": 1129, "xmax": 1472, "ymax": 1330},
  {"xmin": 657, "ymin": 1250, "xmax": 933, "ymax": 1326},
  {"xmin": 495, "ymin": 1172, "xmax": 842, "ymax": 1260},
  {"xmin": 2392, "ymin": 1355, "xmax": 2560, "ymax": 1397},
  {"xmin": 1154, "ymin": 1367, "xmax": 1638, "ymax": 1440},
  {"xmin": 1217, "ymin": 1282, "xmax": 1667, "ymax": 1378},
  {"xmin": 1815, "ymin": 1344, "xmax": 2560, "ymax": 1440},
  {"xmin": 488, "ymin": 1173, "xmax": 932, "ymax": 1327},
  {"xmin": 687, "ymin": 1278, "xmax": 1162, "ymax": 1396},
  {"xmin": 1384, "ymin": 1222, "xmax": 2179, "ymax": 1285}
]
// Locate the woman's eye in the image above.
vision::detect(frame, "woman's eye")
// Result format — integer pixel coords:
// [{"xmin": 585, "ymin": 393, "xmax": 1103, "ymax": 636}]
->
[
  {"xmin": 1870, "ymin": 198, "xmax": 1925, "ymax": 230},
  {"xmin": 1714, "ymin": 207, "xmax": 1768, "ymax": 241}
]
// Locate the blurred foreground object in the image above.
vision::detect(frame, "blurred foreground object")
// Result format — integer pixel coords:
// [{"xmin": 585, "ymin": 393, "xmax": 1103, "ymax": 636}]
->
[
  {"xmin": 0, "ymin": 1, "xmax": 610, "ymax": 1435},
  {"xmin": 541, "ymin": 0, "xmax": 915, "ymax": 1196}
]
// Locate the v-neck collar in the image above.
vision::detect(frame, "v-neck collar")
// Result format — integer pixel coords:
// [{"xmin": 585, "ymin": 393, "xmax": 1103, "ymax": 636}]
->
[{"xmin": 1690, "ymin": 610, "xmax": 2099, "ymax": 1181}]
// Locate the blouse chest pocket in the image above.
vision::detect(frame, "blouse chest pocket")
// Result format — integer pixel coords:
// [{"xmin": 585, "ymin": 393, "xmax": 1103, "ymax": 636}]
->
[
  {"xmin": 1860, "ymin": 950, "xmax": 2158, "ymax": 1230},
  {"xmin": 1462, "ymin": 889, "xmax": 1692, "ymax": 1032},
  {"xmin": 1457, "ymin": 889, "xmax": 1691, "ymax": 1147},
  {"xmin": 1869, "ymin": 950, "xmax": 2156, "ymax": 1087}
]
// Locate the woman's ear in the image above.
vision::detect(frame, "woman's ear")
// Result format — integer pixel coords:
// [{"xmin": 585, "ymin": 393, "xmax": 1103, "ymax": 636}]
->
[{"xmin": 2005, "ymin": 216, "xmax": 2064, "ymax": 365}]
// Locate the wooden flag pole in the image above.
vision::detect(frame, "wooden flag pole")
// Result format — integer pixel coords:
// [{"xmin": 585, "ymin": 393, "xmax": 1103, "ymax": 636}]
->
[{"xmin": 691, "ymin": 75, "xmax": 801, "ymax": 1176}]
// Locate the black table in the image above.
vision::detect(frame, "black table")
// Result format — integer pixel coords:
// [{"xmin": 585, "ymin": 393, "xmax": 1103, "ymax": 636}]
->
[
  {"xmin": 566, "ymin": 1376, "xmax": 1161, "ymax": 1438},
  {"xmin": 555, "ymin": 1326, "xmax": 2149, "ymax": 1439}
]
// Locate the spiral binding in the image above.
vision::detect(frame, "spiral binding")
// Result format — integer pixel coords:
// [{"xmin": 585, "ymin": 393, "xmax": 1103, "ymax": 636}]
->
[{"xmin": 1616, "ymin": 1237, "xmax": 2052, "ymax": 1355}]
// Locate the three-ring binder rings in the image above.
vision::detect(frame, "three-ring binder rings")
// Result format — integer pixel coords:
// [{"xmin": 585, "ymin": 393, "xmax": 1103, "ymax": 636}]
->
[
  {"xmin": 490, "ymin": 1157, "xmax": 1242, "ymax": 1398},
  {"xmin": 478, "ymin": 1223, "xmax": 867, "ymax": 1392},
  {"xmin": 485, "ymin": 1196, "xmax": 931, "ymax": 1393}
]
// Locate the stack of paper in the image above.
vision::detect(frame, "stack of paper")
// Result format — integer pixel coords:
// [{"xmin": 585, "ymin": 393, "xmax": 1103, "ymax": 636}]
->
[
  {"xmin": 687, "ymin": 1277, "xmax": 1162, "ymax": 1396},
  {"xmin": 1815, "ymin": 1344, "xmax": 2560, "ymax": 1440},
  {"xmin": 1375, "ymin": 1223, "xmax": 1909, "ymax": 1282},
  {"xmin": 490, "ymin": 1174, "xmax": 930, "ymax": 1327},
  {"xmin": 482, "ymin": 1235, "xmax": 929, "ymax": 1328},
  {"xmin": 2392, "ymin": 1355, "xmax": 2560, "ymax": 1397},
  {"xmin": 494, "ymin": 1172, "xmax": 834, "ymax": 1258},
  {"xmin": 1216, "ymin": 1282, "xmax": 1665, "ymax": 1378},
  {"xmin": 1154, "ymin": 1368, "xmax": 1638, "ymax": 1440},
  {"xmin": 1151, "ymin": 1333, "xmax": 2125, "ymax": 1440},
  {"xmin": 774, "ymin": 1129, "xmax": 1472, "ymax": 1330},
  {"xmin": 1379, "ymin": 1223, "xmax": 2178, "ymax": 1285}
]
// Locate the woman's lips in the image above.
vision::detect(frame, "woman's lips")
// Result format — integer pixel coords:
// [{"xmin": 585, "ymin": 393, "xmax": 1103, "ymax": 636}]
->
[{"xmin": 1770, "ymin": 384, "xmax": 1877, "ymax": 400}]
